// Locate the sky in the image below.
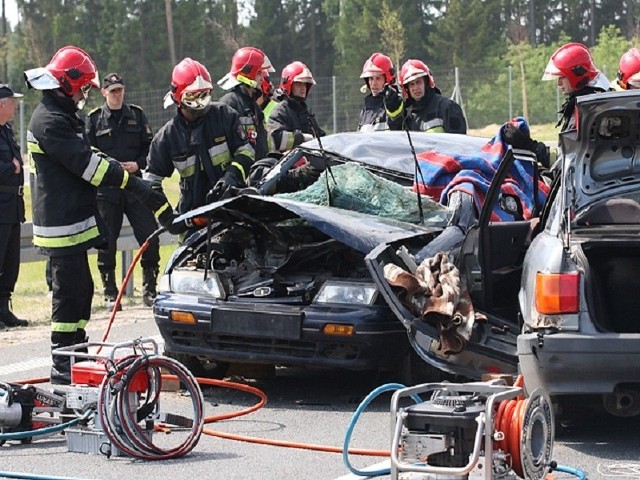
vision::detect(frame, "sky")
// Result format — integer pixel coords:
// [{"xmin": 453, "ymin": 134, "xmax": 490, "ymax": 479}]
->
[{"xmin": 3, "ymin": 0, "xmax": 19, "ymax": 28}]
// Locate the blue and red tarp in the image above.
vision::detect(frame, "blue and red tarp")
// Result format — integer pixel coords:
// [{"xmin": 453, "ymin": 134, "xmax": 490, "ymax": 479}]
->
[{"xmin": 413, "ymin": 117, "xmax": 550, "ymax": 221}]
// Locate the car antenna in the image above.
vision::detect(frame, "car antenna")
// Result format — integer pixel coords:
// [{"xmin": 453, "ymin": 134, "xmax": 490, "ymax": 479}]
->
[
  {"xmin": 403, "ymin": 118, "xmax": 426, "ymax": 224},
  {"xmin": 309, "ymin": 114, "xmax": 336, "ymax": 206}
]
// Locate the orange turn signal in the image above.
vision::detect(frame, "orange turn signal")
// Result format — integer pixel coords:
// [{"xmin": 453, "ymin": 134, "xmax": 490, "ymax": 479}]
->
[
  {"xmin": 534, "ymin": 272, "xmax": 580, "ymax": 315},
  {"xmin": 170, "ymin": 311, "xmax": 197, "ymax": 324},
  {"xmin": 322, "ymin": 324, "xmax": 355, "ymax": 336}
]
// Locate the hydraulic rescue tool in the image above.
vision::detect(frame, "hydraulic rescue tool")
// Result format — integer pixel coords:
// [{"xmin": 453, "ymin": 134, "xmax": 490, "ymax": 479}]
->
[
  {"xmin": 0, "ymin": 338, "xmax": 204, "ymax": 459},
  {"xmin": 388, "ymin": 380, "xmax": 554, "ymax": 480}
]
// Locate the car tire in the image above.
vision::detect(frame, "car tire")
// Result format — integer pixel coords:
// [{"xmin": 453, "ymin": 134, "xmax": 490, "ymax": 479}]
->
[{"xmin": 164, "ymin": 351, "xmax": 230, "ymax": 379}]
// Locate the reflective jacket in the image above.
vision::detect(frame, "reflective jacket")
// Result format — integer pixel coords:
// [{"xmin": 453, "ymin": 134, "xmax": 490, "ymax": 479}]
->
[
  {"xmin": 267, "ymin": 96, "xmax": 326, "ymax": 153},
  {"xmin": 219, "ymin": 86, "xmax": 268, "ymax": 160},
  {"xmin": 27, "ymin": 91, "xmax": 132, "ymax": 256},
  {"xmin": 0, "ymin": 122, "xmax": 25, "ymax": 224},
  {"xmin": 144, "ymin": 103, "xmax": 254, "ymax": 215},
  {"xmin": 357, "ymin": 94, "xmax": 389, "ymax": 132},
  {"xmin": 388, "ymin": 88, "xmax": 467, "ymax": 134}
]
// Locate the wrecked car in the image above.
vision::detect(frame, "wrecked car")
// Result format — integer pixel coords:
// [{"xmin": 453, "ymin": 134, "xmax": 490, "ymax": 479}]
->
[
  {"xmin": 367, "ymin": 92, "xmax": 640, "ymax": 418},
  {"xmin": 154, "ymin": 131, "xmax": 470, "ymax": 381}
]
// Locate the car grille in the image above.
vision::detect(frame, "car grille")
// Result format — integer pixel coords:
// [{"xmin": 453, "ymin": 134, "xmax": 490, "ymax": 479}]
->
[{"xmin": 204, "ymin": 334, "xmax": 318, "ymax": 358}]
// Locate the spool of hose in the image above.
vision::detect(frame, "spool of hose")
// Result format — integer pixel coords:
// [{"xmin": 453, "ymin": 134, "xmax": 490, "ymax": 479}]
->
[
  {"xmin": 97, "ymin": 354, "xmax": 204, "ymax": 460},
  {"xmin": 494, "ymin": 386, "xmax": 554, "ymax": 480}
]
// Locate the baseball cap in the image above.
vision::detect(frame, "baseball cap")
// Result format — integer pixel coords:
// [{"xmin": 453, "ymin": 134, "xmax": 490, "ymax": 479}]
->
[
  {"xmin": 102, "ymin": 73, "xmax": 125, "ymax": 91},
  {"xmin": 0, "ymin": 84, "xmax": 24, "ymax": 99}
]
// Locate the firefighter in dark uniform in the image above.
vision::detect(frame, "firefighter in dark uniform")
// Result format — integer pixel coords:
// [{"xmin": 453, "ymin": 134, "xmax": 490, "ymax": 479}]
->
[
  {"xmin": 385, "ymin": 59, "xmax": 467, "ymax": 134},
  {"xmin": 218, "ymin": 47, "xmax": 274, "ymax": 160},
  {"xmin": 25, "ymin": 46, "xmax": 173, "ymax": 384},
  {"xmin": 357, "ymin": 53, "xmax": 396, "ymax": 132},
  {"xmin": 87, "ymin": 73, "xmax": 160, "ymax": 309},
  {"xmin": 144, "ymin": 57, "xmax": 254, "ymax": 235},
  {"xmin": 267, "ymin": 61, "xmax": 326, "ymax": 153},
  {"xmin": 0, "ymin": 84, "xmax": 28, "ymax": 329}
]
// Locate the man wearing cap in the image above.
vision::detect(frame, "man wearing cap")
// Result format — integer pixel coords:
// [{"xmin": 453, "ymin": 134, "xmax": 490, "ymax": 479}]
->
[
  {"xmin": 87, "ymin": 73, "xmax": 159, "ymax": 308},
  {"xmin": 0, "ymin": 85, "xmax": 28, "ymax": 328}
]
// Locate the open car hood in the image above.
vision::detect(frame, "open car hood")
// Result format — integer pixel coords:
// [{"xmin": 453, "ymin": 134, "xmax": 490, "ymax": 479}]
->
[
  {"xmin": 177, "ymin": 194, "xmax": 439, "ymax": 254},
  {"xmin": 563, "ymin": 90, "xmax": 640, "ymax": 213}
]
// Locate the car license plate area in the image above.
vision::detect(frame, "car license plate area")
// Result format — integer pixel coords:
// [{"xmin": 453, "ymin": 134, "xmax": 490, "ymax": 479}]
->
[{"xmin": 211, "ymin": 307, "xmax": 301, "ymax": 340}]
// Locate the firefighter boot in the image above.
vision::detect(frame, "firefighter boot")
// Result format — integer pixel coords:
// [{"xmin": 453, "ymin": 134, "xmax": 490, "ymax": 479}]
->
[
  {"xmin": 50, "ymin": 332, "xmax": 76, "ymax": 385},
  {"xmin": 0, "ymin": 297, "xmax": 28, "ymax": 327},
  {"xmin": 100, "ymin": 270, "xmax": 122, "ymax": 311},
  {"xmin": 142, "ymin": 268, "xmax": 158, "ymax": 307}
]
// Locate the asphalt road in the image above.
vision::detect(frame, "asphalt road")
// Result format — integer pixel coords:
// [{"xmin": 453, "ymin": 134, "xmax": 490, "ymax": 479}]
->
[{"xmin": 1, "ymin": 307, "xmax": 640, "ymax": 480}]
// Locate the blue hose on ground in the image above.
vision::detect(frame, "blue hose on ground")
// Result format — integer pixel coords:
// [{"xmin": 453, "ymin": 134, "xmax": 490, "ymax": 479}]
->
[
  {"xmin": 0, "ymin": 410, "xmax": 91, "ymax": 441},
  {"xmin": 342, "ymin": 383, "xmax": 422, "ymax": 477},
  {"xmin": 553, "ymin": 464, "xmax": 588, "ymax": 479}
]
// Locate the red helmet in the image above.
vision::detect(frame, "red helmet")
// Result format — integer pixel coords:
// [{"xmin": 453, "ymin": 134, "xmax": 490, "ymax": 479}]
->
[
  {"xmin": 229, "ymin": 47, "xmax": 274, "ymax": 88},
  {"xmin": 617, "ymin": 48, "xmax": 640, "ymax": 90},
  {"xmin": 398, "ymin": 59, "xmax": 436, "ymax": 98},
  {"xmin": 279, "ymin": 61, "xmax": 316, "ymax": 97},
  {"xmin": 261, "ymin": 69, "xmax": 274, "ymax": 97},
  {"xmin": 45, "ymin": 46, "xmax": 99, "ymax": 96},
  {"xmin": 166, "ymin": 57, "xmax": 213, "ymax": 109},
  {"xmin": 542, "ymin": 43, "xmax": 598, "ymax": 90},
  {"xmin": 360, "ymin": 53, "xmax": 395, "ymax": 85}
]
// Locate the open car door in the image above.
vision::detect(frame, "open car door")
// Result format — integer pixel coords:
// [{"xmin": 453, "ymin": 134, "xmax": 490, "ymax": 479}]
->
[{"xmin": 365, "ymin": 149, "xmax": 540, "ymax": 380}]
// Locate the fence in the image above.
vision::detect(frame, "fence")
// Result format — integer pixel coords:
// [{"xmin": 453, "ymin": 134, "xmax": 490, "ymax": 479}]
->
[
  {"xmin": 20, "ymin": 220, "xmax": 176, "ymax": 296},
  {"xmin": 11, "ymin": 67, "xmax": 565, "ymax": 153}
]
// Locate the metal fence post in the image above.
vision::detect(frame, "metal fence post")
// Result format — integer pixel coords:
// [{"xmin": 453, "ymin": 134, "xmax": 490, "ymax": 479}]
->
[
  {"xmin": 508, "ymin": 65, "xmax": 513, "ymax": 120},
  {"xmin": 332, "ymin": 75, "xmax": 337, "ymax": 134}
]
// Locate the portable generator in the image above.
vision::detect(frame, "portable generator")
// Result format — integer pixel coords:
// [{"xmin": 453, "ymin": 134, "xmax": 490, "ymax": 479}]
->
[{"xmin": 389, "ymin": 380, "xmax": 554, "ymax": 480}]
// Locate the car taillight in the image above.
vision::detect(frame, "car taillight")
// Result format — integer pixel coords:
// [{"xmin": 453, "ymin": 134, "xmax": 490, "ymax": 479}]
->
[{"xmin": 534, "ymin": 272, "xmax": 580, "ymax": 315}]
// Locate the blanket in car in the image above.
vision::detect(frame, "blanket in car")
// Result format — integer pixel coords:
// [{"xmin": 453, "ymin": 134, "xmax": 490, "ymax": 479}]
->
[{"xmin": 413, "ymin": 117, "xmax": 550, "ymax": 221}]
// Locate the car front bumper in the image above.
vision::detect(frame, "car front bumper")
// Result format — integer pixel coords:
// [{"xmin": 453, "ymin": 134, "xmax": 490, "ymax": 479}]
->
[
  {"xmin": 517, "ymin": 332, "xmax": 640, "ymax": 395},
  {"xmin": 154, "ymin": 293, "xmax": 408, "ymax": 372}
]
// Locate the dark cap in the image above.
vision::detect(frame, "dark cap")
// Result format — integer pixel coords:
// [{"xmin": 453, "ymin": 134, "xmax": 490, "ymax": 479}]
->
[
  {"xmin": 102, "ymin": 73, "xmax": 125, "ymax": 91},
  {"xmin": 0, "ymin": 84, "xmax": 24, "ymax": 99}
]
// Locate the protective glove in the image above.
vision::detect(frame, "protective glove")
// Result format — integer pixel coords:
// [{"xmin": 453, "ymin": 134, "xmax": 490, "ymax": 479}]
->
[
  {"xmin": 503, "ymin": 123, "xmax": 551, "ymax": 169},
  {"xmin": 124, "ymin": 175, "xmax": 168, "ymax": 213},
  {"xmin": 383, "ymin": 84, "xmax": 403, "ymax": 115},
  {"xmin": 206, "ymin": 164, "xmax": 245, "ymax": 203},
  {"xmin": 278, "ymin": 163, "xmax": 322, "ymax": 193}
]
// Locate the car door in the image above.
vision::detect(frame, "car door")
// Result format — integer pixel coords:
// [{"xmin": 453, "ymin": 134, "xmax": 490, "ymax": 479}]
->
[{"xmin": 365, "ymin": 149, "xmax": 540, "ymax": 380}]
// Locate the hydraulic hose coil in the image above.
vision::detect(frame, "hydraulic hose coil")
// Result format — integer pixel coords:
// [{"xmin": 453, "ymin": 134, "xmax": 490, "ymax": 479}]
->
[{"xmin": 97, "ymin": 354, "xmax": 204, "ymax": 460}]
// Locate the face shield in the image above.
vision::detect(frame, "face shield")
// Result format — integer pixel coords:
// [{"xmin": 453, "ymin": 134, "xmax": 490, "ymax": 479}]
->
[{"xmin": 180, "ymin": 89, "xmax": 212, "ymax": 118}]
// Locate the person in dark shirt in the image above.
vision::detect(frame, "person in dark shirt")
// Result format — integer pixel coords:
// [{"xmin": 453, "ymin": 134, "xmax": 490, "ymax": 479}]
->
[
  {"xmin": 0, "ymin": 84, "xmax": 28, "ymax": 329},
  {"xmin": 357, "ymin": 53, "xmax": 396, "ymax": 132}
]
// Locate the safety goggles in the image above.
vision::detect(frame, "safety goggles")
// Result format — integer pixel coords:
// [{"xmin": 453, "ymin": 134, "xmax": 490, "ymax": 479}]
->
[{"xmin": 181, "ymin": 90, "xmax": 211, "ymax": 110}]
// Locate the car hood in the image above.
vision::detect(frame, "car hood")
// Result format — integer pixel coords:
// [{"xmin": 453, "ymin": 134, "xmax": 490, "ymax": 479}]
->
[
  {"xmin": 177, "ymin": 194, "xmax": 439, "ymax": 254},
  {"xmin": 562, "ymin": 90, "xmax": 640, "ymax": 212}
]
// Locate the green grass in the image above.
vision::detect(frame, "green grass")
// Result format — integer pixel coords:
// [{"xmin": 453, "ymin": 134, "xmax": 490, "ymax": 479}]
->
[{"xmin": 14, "ymin": 173, "xmax": 181, "ymax": 325}]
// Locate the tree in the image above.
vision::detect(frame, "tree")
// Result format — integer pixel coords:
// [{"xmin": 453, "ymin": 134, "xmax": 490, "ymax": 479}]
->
[{"xmin": 378, "ymin": 1, "xmax": 405, "ymax": 71}]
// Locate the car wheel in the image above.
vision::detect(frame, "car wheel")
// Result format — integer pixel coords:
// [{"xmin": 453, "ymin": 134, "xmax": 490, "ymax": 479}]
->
[{"xmin": 165, "ymin": 351, "xmax": 230, "ymax": 379}]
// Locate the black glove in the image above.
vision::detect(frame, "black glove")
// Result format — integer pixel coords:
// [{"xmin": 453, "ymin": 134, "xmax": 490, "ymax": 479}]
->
[
  {"xmin": 156, "ymin": 208, "xmax": 191, "ymax": 235},
  {"xmin": 503, "ymin": 123, "xmax": 551, "ymax": 169},
  {"xmin": 207, "ymin": 164, "xmax": 245, "ymax": 203},
  {"xmin": 125, "ymin": 175, "xmax": 168, "ymax": 213},
  {"xmin": 278, "ymin": 164, "xmax": 322, "ymax": 193},
  {"xmin": 383, "ymin": 85, "xmax": 403, "ymax": 114}
]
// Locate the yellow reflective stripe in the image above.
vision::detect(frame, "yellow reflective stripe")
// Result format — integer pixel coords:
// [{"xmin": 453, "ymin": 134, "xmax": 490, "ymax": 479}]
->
[
  {"xmin": 77, "ymin": 319, "xmax": 89, "ymax": 330},
  {"xmin": 33, "ymin": 216, "xmax": 97, "ymax": 238},
  {"xmin": 27, "ymin": 141, "xmax": 44, "ymax": 155},
  {"xmin": 173, "ymin": 154, "xmax": 197, "ymax": 179},
  {"xmin": 426, "ymin": 126, "xmax": 446, "ymax": 133},
  {"xmin": 51, "ymin": 322, "xmax": 80, "ymax": 333},
  {"xmin": 211, "ymin": 150, "xmax": 231, "ymax": 167},
  {"xmin": 89, "ymin": 157, "xmax": 110, "ymax": 186},
  {"xmin": 235, "ymin": 144, "xmax": 255, "ymax": 161},
  {"xmin": 386, "ymin": 102, "xmax": 403, "ymax": 118},
  {"xmin": 179, "ymin": 164, "xmax": 196, "ymax": 178},
  {"xmin": 33, "ymin": 225, "xmax": 100, "ymax": 248},
  {"xmin": 154, "ymin": 202, "xmax": 171, "ymax": 218},
  {"xmin": 230, "ymin": 161, "xmax": 247, "ymax": 182},
  {"xmin": 121, "ymin": 170, "xmax": 130, "ymax": 189}
]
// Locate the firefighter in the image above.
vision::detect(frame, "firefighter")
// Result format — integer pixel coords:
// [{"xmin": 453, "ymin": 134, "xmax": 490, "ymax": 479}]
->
[
  {"xmin": 144, "ymin": 57, "xmax": 254, "ymax": 236},
  {"xmin": 385, "ymin": 59, "xmax": 467, "ymax": 134},
  {"xmin": 87, "ymin": 73, "xmax": 160, "ymax": 309},
  {"xmin": 357, "ymin": 53, "xmax": 396, "ymax": 132},
  {"xmin": 614, "ymin": 47, "xmax": 640, "ymax": 90},
  {"xmin": 267, "ymin": 61, "xmax": 326, "ymax": 153},
  {"xmin": 541, "ymin": 42, "xmax": 610, "ymax": 132},
  {"xmin": 25, "ymin": 46, "xmax": 173, "ymax": 384},
  {"xmin": 218, "ymin": 47, "xmax": 275, "ymax": 160},
  {"xmin": 0, "ymin": 84, "xmax": 28, "ymax": 329}
]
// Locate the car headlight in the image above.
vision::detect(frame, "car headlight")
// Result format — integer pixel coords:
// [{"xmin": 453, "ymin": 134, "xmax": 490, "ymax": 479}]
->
[
  {"xmin": 160, "ymin": 270, "xmax": 226, "ymax": 299},
  {"xmin": 313, "ymin": 280, "xmax": 377, "ymax": 305}
]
